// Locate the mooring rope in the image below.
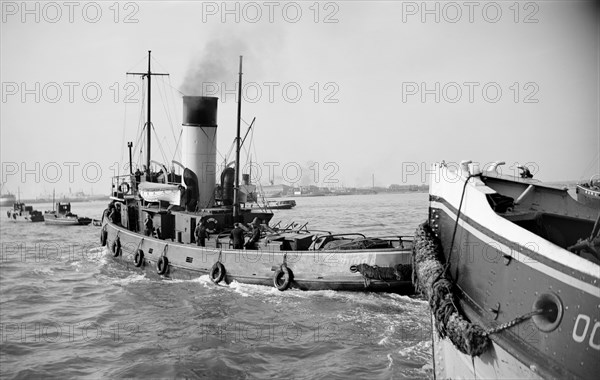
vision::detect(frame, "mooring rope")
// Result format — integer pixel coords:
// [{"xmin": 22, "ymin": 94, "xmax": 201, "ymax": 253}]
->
[
  {"xmin": 442, "ymin": 173, "xmax": 479, "ymax": 279},
  {"xmin": 412, "ymin": 222, "xmax": 545, "ymax": 356},
  {"xmin": 485, "ymin": 309, "xmax": 543, "ymax": 336}
]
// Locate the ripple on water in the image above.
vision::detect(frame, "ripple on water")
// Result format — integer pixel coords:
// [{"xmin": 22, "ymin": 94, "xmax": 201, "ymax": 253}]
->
[{"xmin": 0, "ymin": 196, "xmax": 432, "ymax": 379}]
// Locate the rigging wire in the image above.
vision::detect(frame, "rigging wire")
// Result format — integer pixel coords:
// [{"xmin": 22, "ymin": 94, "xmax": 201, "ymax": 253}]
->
[
  {"xmin": 127, "ymin": 53, "xmax": 150, "ymax": 74},
  {"xmin": 148, "ymin": 54, "xmax": 185, "ymax": 165},
  {"xmin": 156, "ymin": 76, "xmax": 178, "ymax": 155},
  {"xmin": 166, "ymin": 75, "xmax": 183, "ymax": 163},
  {"xmin": 172, "ymin": 129, "xmax": 183, "ymax": 168},
  {"xmin": 119, "ymin": 75, "xmax": 130, "ymax": 166},
  {"xmin": 122, "ymin": 52, "xmax": 153, "ymax": 173},
  {"xmin": 151, "ymin": 124, "xmax": 170, "ymax": 167},
  {"xmin": 125, "ymin": 75, "xmax": 147, "ymax": 169},
  {"xmin": 250, "ymin": 127, "xmax": 269, "ymax": 206}
]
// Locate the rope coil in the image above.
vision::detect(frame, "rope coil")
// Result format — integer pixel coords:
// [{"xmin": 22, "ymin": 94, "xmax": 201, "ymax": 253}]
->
[
  {"xmin": 350, "ymin": 263, "xmax": 412, "ymax": 288},
  {"xmin": 413, "ymin": 223, "xmax": 489, "ymax": 356},
  {"xmin": 413, "ymin": 223, "xmax": 546, "ymax": 356}
]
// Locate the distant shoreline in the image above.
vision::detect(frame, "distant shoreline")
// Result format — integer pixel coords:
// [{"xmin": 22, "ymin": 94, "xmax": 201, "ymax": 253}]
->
[{"xmin": 13, "ymin": 195, "xmax": 110, "ymax": 205}]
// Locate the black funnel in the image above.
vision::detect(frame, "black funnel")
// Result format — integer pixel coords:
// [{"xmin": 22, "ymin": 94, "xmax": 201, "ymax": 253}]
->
[{"xmin": 183, "ymin": 96, "xmax": 218, "ymax": 127}]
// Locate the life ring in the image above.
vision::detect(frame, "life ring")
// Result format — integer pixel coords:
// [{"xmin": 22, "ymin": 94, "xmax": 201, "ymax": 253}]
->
[
  {"xmin": 100, "ymin": 227, "xmax": 107, "ymax": 246},
  {"xmin": 273, "ymin": 265, "xmax": 293, "ymax": 291},
  {"xmin": 157, "ymin": 256, "xmax": 169, "ymax": 275},
  {"xmin": 204, "ymin": 217, "xmax": 218, "ymax": 234},
  {"xmin": 111, "ymin": 237, "xmax": 121, "ymax": 257},
  {"xmin": 118, "ymin": 183, "xmax": 130, "ymax": 194},
  {"xmin": 210, "ymin": 262, "xmax": 226, "ymax": 284},
  {"xmin": 134, "ymin": 249, "xmax": 144, "ymax": 267}
]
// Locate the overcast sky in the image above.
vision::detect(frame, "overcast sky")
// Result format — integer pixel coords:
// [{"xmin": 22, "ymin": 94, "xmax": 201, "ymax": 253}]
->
[{"xmin": 1, "ymin": 1, "xmax": 599, "ymax": 198}]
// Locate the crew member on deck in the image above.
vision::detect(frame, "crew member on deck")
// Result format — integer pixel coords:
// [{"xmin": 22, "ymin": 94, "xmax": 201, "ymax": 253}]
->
[
  {"xmin": 109, "ymin": 204, "xmax": 121, "ymax": 225},
  {"xmin": 195, "ymin": 221, "xmax": 209, "ymax": 247},
  {"xmin": 245, "ymin": 219, "xmax": 261, "ymax": 250},
  {"xmin": 134, "ymin": 168, "xmax": 142, "ymax": 190},
  {"xmin": 230, "ymin": 223, "xmax": 244, "ymax": 249},
  {"xmin": 144, "ymin": 214, "xmax": 153, "ymax": 236}
]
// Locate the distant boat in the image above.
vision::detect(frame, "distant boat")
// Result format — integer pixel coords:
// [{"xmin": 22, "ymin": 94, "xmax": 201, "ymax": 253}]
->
[
  {"xmin": 0, "ymin": 193, "xmax": 16, "ymax": 207},
  {"xmin": 266, "ymin": 199, "xmax": 296, "ymax": 209},
  {"xmin": 0, "ymin": 184, "xmax": 16, "ymax": 207},
  {"xmin": 6, "ymin": 203, "xmax": 44, "ymax": 222},
  {"xmin": 576, "ymin": 179, "xmax": 600, "ymax": 208},
  {"xmin": 44, "ymin": 202, "xmax": 92, "ymax": 226}
]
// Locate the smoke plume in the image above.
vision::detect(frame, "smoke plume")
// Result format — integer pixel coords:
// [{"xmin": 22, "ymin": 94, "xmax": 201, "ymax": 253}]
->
[{"xmin": 180, "ymin": 29, "xmax": 283, "ymax": 96}]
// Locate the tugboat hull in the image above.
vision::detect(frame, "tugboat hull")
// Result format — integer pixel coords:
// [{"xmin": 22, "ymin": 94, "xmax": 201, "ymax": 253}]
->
[
  {"xmin": 419, "ymin": 162, "xmax": 599, "ymax": 380},
  {"xmin": 44, "ymin": 202, "xmax": 92, "ymax": 226},
  {"xmin": 44, "ymin": 216, "xmax": 92, "ymax": 226},
  {"xmin": 433, "ymin": 327, "xmax": 541, "ymax": 379},
  {"xmin": 6, "ymin": 203, "xmax": 44, "ymax": 222},
  {"xmin": 104, "ymin": 222, "xmax": 415, "ymax": 294}
]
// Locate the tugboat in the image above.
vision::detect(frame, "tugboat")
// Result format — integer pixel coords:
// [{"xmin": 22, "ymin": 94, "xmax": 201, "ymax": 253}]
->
[
  {"xmin": 266, "ymin": 199, "xmax": 296, "ymax": 210},
  {"xmin": 248, "ymin": 199, "xmax": 296, "ymax": 210},
  {"xmin": 413, "ymin": 161, "xmax": 599, "ymax": 379},
  {"xmin": 44, "ymin": 202, "xmax": 92, "ymax": 226},
  {"xmin": 100, "ymin": 52, "xmax": 415, "ymax": 293},
  {"xmin": 576, "ymin": 178, "xmax": 600, "ymax": 208},
  {"xmin": 7, "ymin": 202, "xmax": 44, "ymax": 222},
  {"xmin": 6, "ymin": 189, "xmax": 44, "ymax": 222}
]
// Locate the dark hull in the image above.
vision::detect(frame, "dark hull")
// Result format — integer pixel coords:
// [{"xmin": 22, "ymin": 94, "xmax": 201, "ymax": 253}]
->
[
  {"xmin": 104, "ymin": 222, "xmax": 415, "ymax": 294},
  {"xmin": 266, "ymin": 205, "xmax": 294, "ymax": 210},
  {"xmin": 426, "ymin": 164, "xmax": 600, "ymax": 380},
  {"xmin": 576, "ymin": 184, "xmax": 600, "ymax": 208},
  {"xmin": 6, "ymin": 212, "xmax": 44, "ymax": 222},
  {"xmin": 431, "ymin": 199, "xmax": 598, "ymax": 379}
]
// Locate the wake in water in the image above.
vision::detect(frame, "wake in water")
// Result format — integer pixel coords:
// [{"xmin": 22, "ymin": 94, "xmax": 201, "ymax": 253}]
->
[{"xmin": 1, "ymin": 196, "xmax": 433, "ymax": 379}]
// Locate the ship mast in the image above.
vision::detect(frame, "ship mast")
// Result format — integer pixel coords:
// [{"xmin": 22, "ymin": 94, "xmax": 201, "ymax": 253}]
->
[
  {"xmin": 233, "ymin": 56, "xmax": 243, "ymax": 219},
  {"xmin": 127, "ymin": 51, "xmax": 168, "ymax": 172}
]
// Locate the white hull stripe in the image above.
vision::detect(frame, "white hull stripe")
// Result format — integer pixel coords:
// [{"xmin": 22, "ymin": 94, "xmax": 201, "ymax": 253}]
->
[
  {"xmin": 431, "ymin": 201, "xmax": 600, "ymax": 297},
  {"xmin": 430, "ymin": 195, "xmax": 598, "ymax": 280}
]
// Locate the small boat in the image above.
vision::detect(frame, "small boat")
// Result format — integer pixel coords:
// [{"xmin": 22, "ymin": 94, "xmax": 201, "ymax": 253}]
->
[
  {"xmin": 6, "ymin": 202, "xmax": 44, "ymax": 222},
  {"xmin": 0, "ymin": 194, "xmax": 16, "ymax": 207},
  {"xmin": 101, "ymin": 52, "xmax": 414, "ymax": 294},
  {"xmin": 0, "ymin": 186, "xmax": 16, "ymax": 207},
  {"xmin": 576, "ymin": 179, "xmax": 600, "ymax": 208},
  {"xmin": 44, "ymin": 202, "xmax": 92, "ymax": 226},
  {"xmin": 413, "ymin": 160, "xmax": 599, "ymax": 379},
  {"xmin": 256, "ymin": 199, "xmax": 296, "ymax": 210}
]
